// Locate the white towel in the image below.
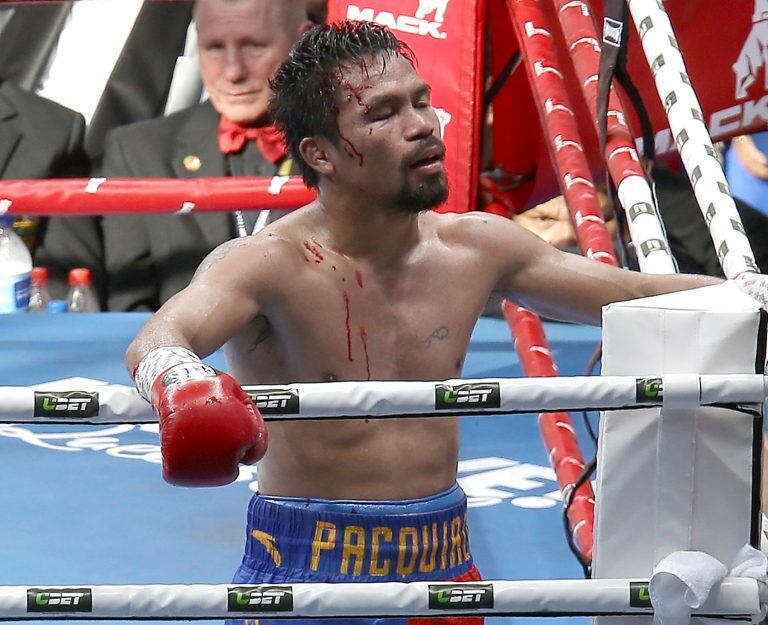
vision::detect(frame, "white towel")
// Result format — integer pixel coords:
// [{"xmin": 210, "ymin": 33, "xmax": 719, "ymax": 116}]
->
[{"xmin": 649, "ymin": 545, "xmax": 767, "ymax": 625}]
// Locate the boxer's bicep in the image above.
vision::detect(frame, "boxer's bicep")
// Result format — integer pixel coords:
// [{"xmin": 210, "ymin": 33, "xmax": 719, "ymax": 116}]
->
[
  {"xmin": 489, "ymin": 218, "xmax": 645, "ymax": 325},
  {"xmin": 152, "ymin": 279, "xmax": 260, "ymax": 358},
  {"xmin": 126, "ymin": 237, "xmax": 289, "ymax": 372},
  {"xmin": 494, "ymin": 225, "xmax": 719, "ymax": 324}
]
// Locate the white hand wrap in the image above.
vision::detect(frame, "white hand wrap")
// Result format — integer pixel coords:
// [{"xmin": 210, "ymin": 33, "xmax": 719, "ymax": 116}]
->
[
  {"xmin": 734, "ymin": 271, "xmax": 768, "ymax": 308},
  {"xmin": 133, "ymin": 346, "xmax": 211, "ymax": 402}
]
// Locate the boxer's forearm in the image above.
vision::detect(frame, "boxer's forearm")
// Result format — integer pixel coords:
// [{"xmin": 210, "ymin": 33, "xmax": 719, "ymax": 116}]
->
[
  {"xmin": 634, "ymin": 272, "xmax": 722, "ymax": 299},
  {"xmin": 125, "ymin": 280, "xmax": 262, "ymax": 378},
  {"xmin": 125, "ymin": 315, "xmax": 196, "ymax": 378},
  {"xmin": 503, "ymin": 246, "xmax": 724, "ymax": 326}
]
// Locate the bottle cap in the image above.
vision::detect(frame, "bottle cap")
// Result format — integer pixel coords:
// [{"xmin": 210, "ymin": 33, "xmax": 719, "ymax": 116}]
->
[
  {"xmin": 47, "ymin": 300, "xmax": 68, "ymax": 313},
  {"xmin": 0, "ymin": 216, "xmax": 13, "ymax": 228},
  {"xmin": 31, "ymin": 267, "xmax": 48, "ymax": 286},
  {"xmin": 68, "ymin": 267, "xmax": 92, "ymax": 286}
]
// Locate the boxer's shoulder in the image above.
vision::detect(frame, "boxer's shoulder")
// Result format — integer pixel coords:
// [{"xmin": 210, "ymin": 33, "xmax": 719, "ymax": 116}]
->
[
  {"xmin": 431, "ymin": 210, "xmax": 523, "ymax": 253},
  {"xmin": 191, "ymin": 230, "xmax": 303, "ymax": 293}
]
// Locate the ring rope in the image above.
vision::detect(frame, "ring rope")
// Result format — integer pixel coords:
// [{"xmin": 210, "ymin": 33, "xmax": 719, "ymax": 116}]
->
[
  {"xmin": 508, "ymin": 0, "xmax": 617, "ymax": 266},
  {"xmin": 503, "ymin": 304, "xmax": 596, "ymax": 561},
  {"xmin": 505, "ymin": 0, "xmax": 625, "ymax": 565},
  {"xmin": 1, "ymin": 373, "xmax": 763, "ymax": 425},
  {"xmin": 0, "ymin": 578, "xmax": 760, "ymax": 620},
  {"xmin": 627, "ymin": 0, "xmax": 757, "ymax": 279},
  {"xmin": 502, "ymin": 2, "xmax": 640, "ymax": 562},
  {"xmin": 0, "ymin": 176, "xmax": 315, "ymax": 216},
  {"xmin": 552, "ymin": 0, "xmax": 677, "ymax": 274},
  {"xmin": 513, "ymin": 0, "xmax": 675, "ymax": 275}
]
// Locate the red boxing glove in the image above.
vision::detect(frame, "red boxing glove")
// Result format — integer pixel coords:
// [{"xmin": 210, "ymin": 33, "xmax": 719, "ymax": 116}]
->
[{"xmin": 135, "ymin": 348, "xmax": 267, "ymax": 487}]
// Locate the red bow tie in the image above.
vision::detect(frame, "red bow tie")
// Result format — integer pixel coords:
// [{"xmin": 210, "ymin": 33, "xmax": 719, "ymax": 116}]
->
[{"xmin": 218, "ymin": 117, "xmax": 287, "ymax": 163}]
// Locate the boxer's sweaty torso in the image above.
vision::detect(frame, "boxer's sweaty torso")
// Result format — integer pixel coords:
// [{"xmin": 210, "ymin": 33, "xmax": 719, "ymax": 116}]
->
[{"xmin": 222, "ymin": 206, "xmax": 500, "ymax": 500}]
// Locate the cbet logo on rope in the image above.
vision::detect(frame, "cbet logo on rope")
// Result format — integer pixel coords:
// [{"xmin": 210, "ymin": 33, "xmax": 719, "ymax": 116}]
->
[
  {"xmin": 247, "ymin": 388, "xmax": 300, "ymax": 415},
  {"xmin": 635, "ymin": 377, "xmax": 663, "ymax": 404},
  {"xmin": 428, "ymin": 584, "xmax": 494, "ymax": 610},
  {"xmin": 434, "ymin": 383, "xmax": 500, "ymax": 410},
  {"xmin": 33, "ymin": 391, "xmax": 99, "ymax": 419},
  {"xmin": 227, "ymin": 586, "xmax": 293, "ymax": 612},
  {"xmin": 27, "ymin": 588, "xmax": 93, "ymax": 613},
  {"xmin": 629, "ymin": 582, "xmax": 652, "ymax": 608}
]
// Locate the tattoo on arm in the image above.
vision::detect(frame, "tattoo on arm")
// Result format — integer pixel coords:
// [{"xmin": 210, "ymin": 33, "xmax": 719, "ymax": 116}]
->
[
  {"xmin": 423, "ymin": 325, "xmax": 449, "ymax": 347},
  {"xmin": 193, "ymin": 238, "xmax": 253, "ymax": 281}
]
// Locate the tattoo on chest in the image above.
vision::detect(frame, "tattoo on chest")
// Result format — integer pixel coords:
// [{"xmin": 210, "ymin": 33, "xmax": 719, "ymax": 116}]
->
[
  {"xmin": 423, "ymin": 325, "xmax": 450, "ymax": 347},
  {"xmin": 193, "ymin": 237, "xmax": 252, "ymax": 280},
  {"xmin": 246, "ymin": 316, "xmax": 272, "ymax": 354}
]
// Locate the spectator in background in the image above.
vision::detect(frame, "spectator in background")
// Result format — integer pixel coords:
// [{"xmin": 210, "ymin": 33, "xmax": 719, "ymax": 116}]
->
[
  {"xmin": 651, "ymin": 161, "xmax": 768, "ymax": 276},
  {"xmin": 306, "ymin": 0, "xmax": 327, "ymax": 23},
  {"xmin": 503, "ymin": 162, "xmax": 768, "ymax": 277},
  {"xmin": 100, "ymin": 0, "xmax": 311, "ymax": 312},
  {"xmin": 0, "ymin": 0, "xmax": 193, "ymax": 160},
  {"xmin": 727, "ymin": 133, "xmax": 768, "ymax": 217},
  {"xmin": 0, "ymin": 78, "xmax": 89, "ymax": 246},
  {"xmin": 512, "ymin": 192, "xmax": 612, "ymax": 251},
  {"xmin": 0, "ymin": 0, "xmax": 194, "ymax": 303}
]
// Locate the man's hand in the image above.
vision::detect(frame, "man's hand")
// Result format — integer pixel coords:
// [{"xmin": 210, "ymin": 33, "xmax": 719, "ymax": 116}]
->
[
  {"xmin": 135, "ymin": 347, "xmax": 268, "ymax": 487},
  {"xmin": 732, "ymin": 135, "xmax": 768, "ymax": 180},
  {"xmin": 734, "ymin": 271, "xmax": 768, "ymax": 308}
]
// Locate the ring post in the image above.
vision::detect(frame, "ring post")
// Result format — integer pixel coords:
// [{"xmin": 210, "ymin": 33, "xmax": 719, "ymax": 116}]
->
[{"xmin": 593, "ymin": 281, "xmax": 766, "ymax": 625}]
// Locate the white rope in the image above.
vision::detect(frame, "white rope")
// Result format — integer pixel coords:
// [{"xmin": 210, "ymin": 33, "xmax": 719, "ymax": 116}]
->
[
  {"xmin": 616, "ymin": 174, "xmax": 677, "ymax": 274},
  {"xmin": 0, "ymin": 578, "xmax": 760, "ymax": 620},
  {"xmin": 627, "ymin": 0, "xmax": 758, "ymax": 279},
  {"xmin": 0, "ymin": 374, "xmax": 764, "ymax": 425}
]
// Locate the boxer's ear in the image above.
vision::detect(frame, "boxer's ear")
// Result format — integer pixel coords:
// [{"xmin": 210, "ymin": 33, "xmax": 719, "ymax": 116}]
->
[{"xmin": 300, "ymin": 136, "xmax": 334, "ymax": 178}]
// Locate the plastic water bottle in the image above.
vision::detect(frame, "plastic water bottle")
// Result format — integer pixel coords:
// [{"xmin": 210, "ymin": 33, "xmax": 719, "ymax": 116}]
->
[
  {"xmin": 67, "ymin": 268, "xmax": 100, "ymax": 313},
  {"xmin": 47, "ymin": 300, "xmax": 68, "ymax": 313},
  {"xmin": 29, "ymin": 267, "xmax": 52, "ymax": 312},
  {"xmin": 0, "ymin": 216, "xmax": 32, "ymax": 313}
]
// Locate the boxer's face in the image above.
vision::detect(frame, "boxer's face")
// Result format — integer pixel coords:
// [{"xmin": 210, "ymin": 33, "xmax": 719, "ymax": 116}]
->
[
  {"xmin": 197, "ymin": 0, "xmax": 303, "ymax": 125},
  {"xmin": 324, "ymin": 54, "xmax": 448, "ymax": 212}
]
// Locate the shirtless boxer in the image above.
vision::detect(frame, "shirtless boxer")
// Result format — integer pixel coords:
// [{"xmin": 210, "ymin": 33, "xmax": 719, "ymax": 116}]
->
[{"xmin": 127, "ymin": 20, "xmax": 741, "ymax": 625}]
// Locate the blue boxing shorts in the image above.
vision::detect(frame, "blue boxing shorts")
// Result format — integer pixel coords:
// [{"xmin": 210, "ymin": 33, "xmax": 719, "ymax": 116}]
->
[{"xmin": 228, "ymin": 483, "xmax": 483, "ymax": 625}]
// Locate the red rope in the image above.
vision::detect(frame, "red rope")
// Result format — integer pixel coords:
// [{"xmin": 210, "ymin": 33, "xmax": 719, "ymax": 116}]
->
[
  {"xmin": 501, "ymin": 0, "xmax": 631, "ymax": 563},
  {"xmin": 502, "ymin": 303, "xmax": 595, "ymax": 561},
  {"xmin": 0, "ymin": 176, "xmax": 315, "ymax": 216},
  {"xmin": 554, "ymin": 0, "xmax": 649, "ymax": 191},
  {"xmin": 508, "ymin": 0, "xmax": 617, "ymax": 266}
]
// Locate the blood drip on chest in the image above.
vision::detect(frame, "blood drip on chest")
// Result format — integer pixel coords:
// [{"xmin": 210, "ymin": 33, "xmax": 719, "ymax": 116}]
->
[
  {"xmin": 359, "ymin": 327, "xmax": 371, "ymax": 381},
  {"xmin": 343, "ymin": 292, "xmax": 353, "ymax": 362},
  {"xmin": 303, "ymin": 241, "xmax": 324, "ymax": 263}
]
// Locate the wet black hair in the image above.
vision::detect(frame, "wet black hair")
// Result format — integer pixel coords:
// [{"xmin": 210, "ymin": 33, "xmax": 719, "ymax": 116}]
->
[{"xmin": 269, "ymin": 20, "xmax": 415, "ymax": 188}]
